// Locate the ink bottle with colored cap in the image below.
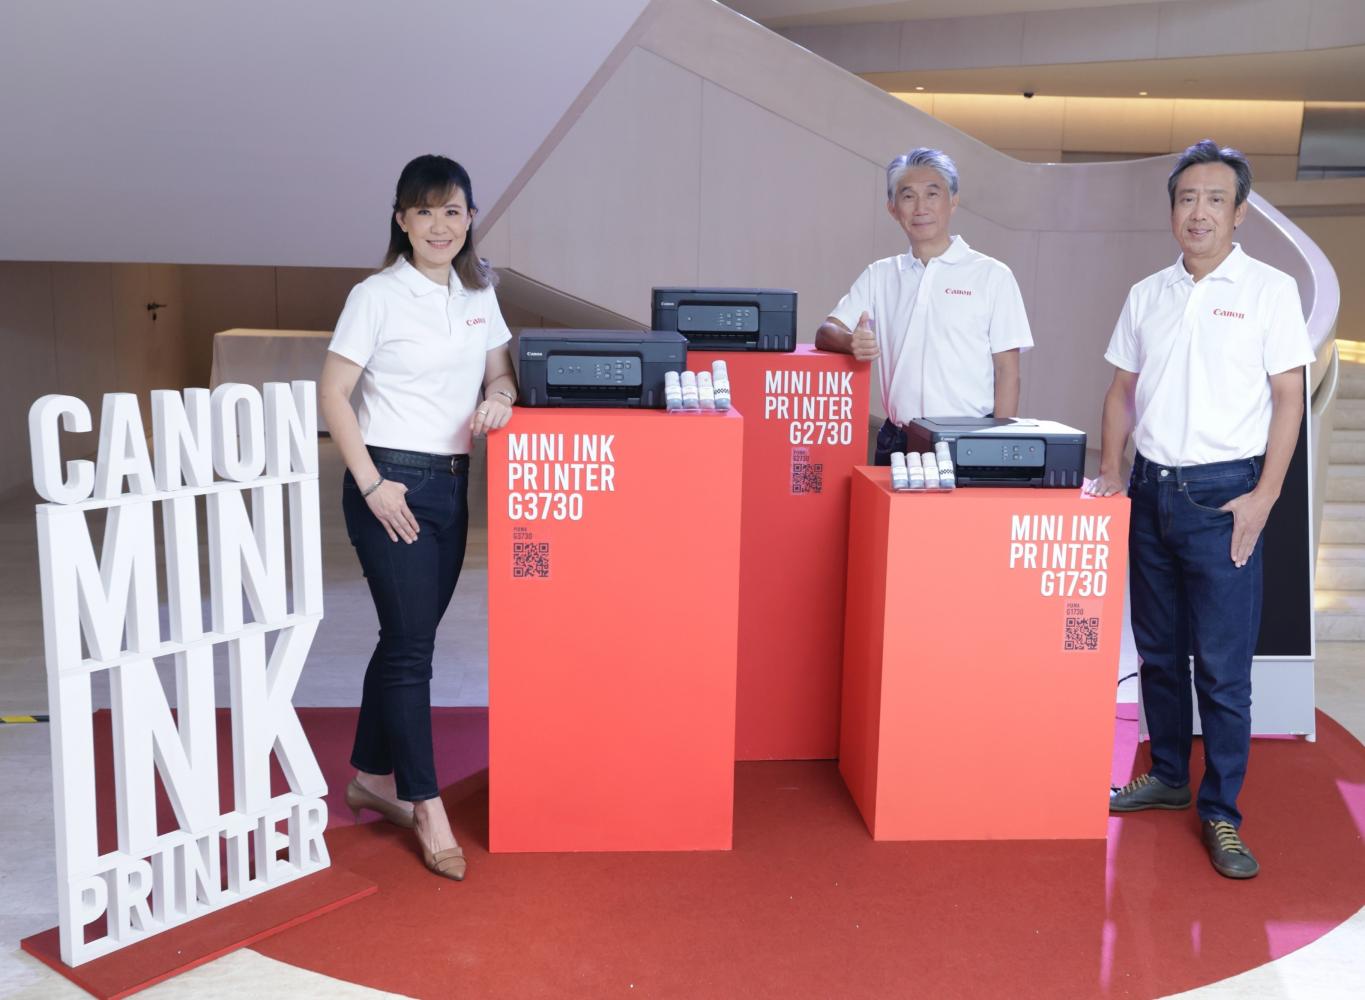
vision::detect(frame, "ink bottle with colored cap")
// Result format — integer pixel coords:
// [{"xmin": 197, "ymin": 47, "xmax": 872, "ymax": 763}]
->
[
  {"xmin": 907, "ymin": 451, "xmax": 925, "ymax": 489},
  {"xmin": 921, "ymin": 452, "xmax": 940, "ymax": 489},
  {"xmin": 697, "ymin": 371, "xmax": 716, "ymax": 410},
  {"xmin": 935, "ymin": 441, "xmax": 956, "ymax": 489},
  {"xmin": 680, "ymin": 370, "xmax": 700, "ymax": 410},
  {"xmin": 889, "ymin": 452, "xmax": 910, "ymax": 491},
  {"xmin": 711, "ymin": 361, "xmax": 732, "ymax": 411},
  {"xmin": 664, "ymin": 370, "xmax": 682, "ymax": 412}
]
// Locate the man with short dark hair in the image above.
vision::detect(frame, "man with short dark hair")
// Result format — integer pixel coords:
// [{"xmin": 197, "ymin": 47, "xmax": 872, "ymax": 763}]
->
[
  {"xmin": 1088, "ymin": 140, "xmax": 1315, "ymax": 878},
  {"xmin": 816, "ymin": 147, "xmax": 1033, "ymax": 463}
]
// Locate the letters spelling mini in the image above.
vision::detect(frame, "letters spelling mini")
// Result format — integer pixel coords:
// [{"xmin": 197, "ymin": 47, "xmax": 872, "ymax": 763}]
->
[{"xmin": 27, "ymin": 381, "xmax": 327, "ymax": 966}]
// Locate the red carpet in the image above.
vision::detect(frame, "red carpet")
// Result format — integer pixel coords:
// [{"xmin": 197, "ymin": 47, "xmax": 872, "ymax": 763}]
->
[
  {"xmin": 21, "ymin": 868, "xmax": 375, "ymax": 1000},
  {"xmin": 242, "ymin": 706, "xmax": 1365, "ymax": 999}
]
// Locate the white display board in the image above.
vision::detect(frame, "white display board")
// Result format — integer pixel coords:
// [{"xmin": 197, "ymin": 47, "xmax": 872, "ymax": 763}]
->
[{"xmin": 28, "ymin": 381, "xmax": 328, "ymax": 966}]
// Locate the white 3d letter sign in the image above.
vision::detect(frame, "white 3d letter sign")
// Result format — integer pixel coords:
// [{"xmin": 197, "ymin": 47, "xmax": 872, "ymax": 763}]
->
[{"xmin": 28, "ymin": 382, "xmax": 328, "ymax": 966}]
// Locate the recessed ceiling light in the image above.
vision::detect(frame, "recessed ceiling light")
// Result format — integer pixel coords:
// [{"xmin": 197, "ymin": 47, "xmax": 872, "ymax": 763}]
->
[
  {"xmin": 1139, "ymin": 91, "xmax": 1149, "ymax": 96},
  {"xmin": 915, "ymin": 86, "xmax": 925, "ymax": 91}
]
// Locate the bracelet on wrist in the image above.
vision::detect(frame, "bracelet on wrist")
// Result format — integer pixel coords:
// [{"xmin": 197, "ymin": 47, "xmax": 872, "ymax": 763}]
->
[
  {"xmin": 361, "ymin": 476, "xmax": 385, "ymax": 498},
  {"xmin": 493, "ymin": 389, "xmax": 515, "ymax": 404}
]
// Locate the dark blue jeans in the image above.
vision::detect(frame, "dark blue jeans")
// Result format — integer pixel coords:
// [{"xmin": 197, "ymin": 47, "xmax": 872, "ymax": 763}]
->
[
  {"xmin": 1128, "ymin": 452, "xmax": 1264, "ymax": 827},
  {"xmin": 874, "ymin": 419, "xmax": 908, "ymax": 466},
  {"xmin": 342, "ymin": 453, "xmax": 469, "ymax": 802}
]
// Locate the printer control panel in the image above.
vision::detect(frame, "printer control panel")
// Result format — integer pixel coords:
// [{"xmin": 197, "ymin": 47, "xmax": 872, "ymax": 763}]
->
[
  {"xmin": 957, "ymin": 437, "xmax": 1046, "ymax": 468},
  {"xmin": 678, "ymin": 304, "xmax": 760, "ymax": 333},
  {"xmin": 548, "ymin": 354, "xmax": 643, "ymax": 387}
]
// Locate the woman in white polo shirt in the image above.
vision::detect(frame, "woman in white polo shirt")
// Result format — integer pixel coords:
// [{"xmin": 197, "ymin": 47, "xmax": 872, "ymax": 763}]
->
[{"xmin": 318, "ymin": 155, "xmax": 517, "ymax": 882}]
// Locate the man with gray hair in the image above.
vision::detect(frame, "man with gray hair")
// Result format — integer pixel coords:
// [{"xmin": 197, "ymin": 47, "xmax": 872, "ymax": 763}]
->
[
  {"xmin": 1090, "ymin": 140, "xmax": 1315, "ymax": 878},
  {"xmin": 817, "ymin": 147, "xmax": 1033, "ymax": 463}
]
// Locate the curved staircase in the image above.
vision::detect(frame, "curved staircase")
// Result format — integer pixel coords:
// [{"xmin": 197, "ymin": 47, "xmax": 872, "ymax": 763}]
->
[{"xmin": 1318, "ymin": 341, "xmax": 1365, "ymax": 641}]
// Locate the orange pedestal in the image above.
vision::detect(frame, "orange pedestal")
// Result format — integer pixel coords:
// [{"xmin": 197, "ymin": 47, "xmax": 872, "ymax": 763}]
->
[
  {"xmin": 689, "ymin": 347, "xmax": 870, "ymax": 760},
  {"xmin": 840, "ymin": 468, "xmax": 1131, "ymax": 840},
  {"xmin": 487, "ymin": 409, "xmax": 743, "ymax": 852}
]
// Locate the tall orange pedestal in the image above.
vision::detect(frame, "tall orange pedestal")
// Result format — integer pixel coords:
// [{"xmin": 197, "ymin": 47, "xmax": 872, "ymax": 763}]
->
[
  {"xmin": 840, "ymin": 468, "xmax": 1131, "ymax": 840},
  {"xmin": 487, "ymin": 409, "xmax": 743, "ymax": 852},
  {"xmin": 689, "ymin": 347, "xmax": 870, "ymax": 760}
]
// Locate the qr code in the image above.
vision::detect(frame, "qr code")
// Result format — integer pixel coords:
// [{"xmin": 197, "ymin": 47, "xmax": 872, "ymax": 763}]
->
[
  {"xmin": 1064, "ymin": 616, "xmax": 1100, "ymax": 651},
  {"xmin": 791, "ymin": 449, "xmax": 824, "ymax": 495},
  {"xmin": 512, "ymin": 541, "xmax": 550, "ymax": 578},
  {"xmin": 792, "ymin": 463, "xmax": 823, "ymax": 494}
]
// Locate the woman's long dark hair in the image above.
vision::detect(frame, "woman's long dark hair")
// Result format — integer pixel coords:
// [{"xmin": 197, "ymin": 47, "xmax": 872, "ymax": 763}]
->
[{"xmin": 383, "ymin": 154, "xmax": 495, "ymax": 289}]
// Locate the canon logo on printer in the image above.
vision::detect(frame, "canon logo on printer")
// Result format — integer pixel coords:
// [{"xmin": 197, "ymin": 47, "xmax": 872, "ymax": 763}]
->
[{"xmin": 524, "ymin": 351, "xmax": 545, "ymax": 358}]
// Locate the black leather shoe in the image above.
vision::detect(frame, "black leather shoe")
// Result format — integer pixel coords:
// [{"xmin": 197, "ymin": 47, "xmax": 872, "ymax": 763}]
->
[
  {"xmin": 1202, "ymin": 819, "xmax": 1260, "ymax": 879},
  {"xmin": 1109, "ymin": 772, "xmax": 1192, "ymax": 812}
]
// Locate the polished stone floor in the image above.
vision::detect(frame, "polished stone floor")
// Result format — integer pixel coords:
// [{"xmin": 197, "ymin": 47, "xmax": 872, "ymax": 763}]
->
[{"xmin": 1, "ymin": 441, "xmax": 1362, "ymax": 998}]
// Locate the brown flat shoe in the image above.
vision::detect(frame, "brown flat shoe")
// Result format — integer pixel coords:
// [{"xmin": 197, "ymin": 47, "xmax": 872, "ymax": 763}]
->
[
  {"xmin": 422, "ymin": 842, "xmax": 467, "ymax": 881},
  {"xmin": 346, "ymin": 777, "xmax": 416, "ymax": 829}
]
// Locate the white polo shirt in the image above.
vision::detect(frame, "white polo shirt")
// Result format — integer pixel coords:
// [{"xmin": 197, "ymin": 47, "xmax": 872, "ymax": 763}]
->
[
  {"xmin": 829, "ymin": 236, "xmax": 1034, "ymax": 425},
  {"xmin": 1104, "ymin": 244, "xmax": 1315, "ymax": 468},
  {"xmin": 328, "ymin": 258, "xmax": 512, "ymax": 455}
]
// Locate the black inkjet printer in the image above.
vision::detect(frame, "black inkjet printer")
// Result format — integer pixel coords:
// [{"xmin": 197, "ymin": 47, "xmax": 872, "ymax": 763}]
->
[
  {"xmin": 905, "ymin": 417, "xmax": 1087, "ymax": 488},
  {"xmin": 517, "ymin": 329, "xmax": 687, "ymax": 408},
  {"xmin": 651, "ymin": 287, "xmax": 797, "ymax": 351}
]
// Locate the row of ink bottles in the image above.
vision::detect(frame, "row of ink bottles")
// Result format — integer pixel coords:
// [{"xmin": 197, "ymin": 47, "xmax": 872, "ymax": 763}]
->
[
  {"xmin": 665, "ymin": 361, "xmax": 731, "ymax": 412},
  {"xmin": 889, "ymin": 442, "xmax": 956, "ymax": 491}
]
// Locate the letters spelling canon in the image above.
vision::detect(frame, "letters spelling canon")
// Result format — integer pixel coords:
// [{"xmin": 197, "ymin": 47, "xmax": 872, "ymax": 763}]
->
[{"xmin": 27, "ymin": 381, "xmax": 328, "ymax": 966}]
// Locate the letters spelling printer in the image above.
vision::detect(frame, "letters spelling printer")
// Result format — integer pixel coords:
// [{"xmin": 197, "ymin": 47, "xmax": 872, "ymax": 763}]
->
[
  {"xmin": 517, "ymin": 329, "xmax": 687, "ymax": 408},
  {"xmin": 905, "ymin": 417, "xmax": 1087, "ymax": 488}
]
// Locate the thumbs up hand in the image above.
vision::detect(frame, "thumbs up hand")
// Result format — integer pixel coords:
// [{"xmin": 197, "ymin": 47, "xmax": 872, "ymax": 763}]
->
[{"xmin": 851, "ymin": 311, "xmax": 880, "ymax": 362}]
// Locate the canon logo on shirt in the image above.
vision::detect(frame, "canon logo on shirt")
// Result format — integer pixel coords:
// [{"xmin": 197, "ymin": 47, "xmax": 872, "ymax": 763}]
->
[
  {"xmin": 945, "ymin": 288, "xmax": 973, "ymax": 296},
  {"xmin": 467, "ymin": 317, "xmax": 487, "ymax": 326},
  {"xmin": 1212, "ymin": 308, "xmax": 1245, "ymax": 319}
]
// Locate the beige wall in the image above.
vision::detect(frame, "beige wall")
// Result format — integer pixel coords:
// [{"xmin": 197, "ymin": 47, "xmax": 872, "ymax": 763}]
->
[
  {"xmin": 0, "ymin": 257, "xmax": 584, "ymax": 499},
  {"xmin": 0, "ymin": 262, "xmax": 190, "ymax": 496},
  {"xmin": 179, "ymin": 264, "xmax": 371, "ymax": 385},
  {"xmin": 0, "ymin": 264, "xmax": 62, "ymax": 498},
  {"xmin": 480, "ymin": 0, "xmax": 1336, "ymax": 446},
  {"xmin": 0, "ymin": 260, "xmax": 376, "ymax": 498}
]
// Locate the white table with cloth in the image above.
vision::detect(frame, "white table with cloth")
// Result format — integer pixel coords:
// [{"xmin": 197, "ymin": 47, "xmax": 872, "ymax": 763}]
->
[{"xmin": 209, "ymin": 328, "xmax": 333, "ymax": 430}]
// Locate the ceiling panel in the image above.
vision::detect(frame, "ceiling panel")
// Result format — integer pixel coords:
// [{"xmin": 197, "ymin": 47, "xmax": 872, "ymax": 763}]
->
[
  {"xmin": 863, "ymin": 46, "xmax": 1365, "ymax": 102},
  {"xmin": 728, "ymin": 0, "xmax": 1176, "ymax": 29}
]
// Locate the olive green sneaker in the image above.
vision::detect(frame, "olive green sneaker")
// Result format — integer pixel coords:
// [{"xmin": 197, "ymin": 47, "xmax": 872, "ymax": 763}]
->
[
  {"xmin": 1202, "ymin": 820, "xmax": 1260, "ymax": 879},
  {"xmin": 1109, "ymin": 772, "xmax": 1192, "ymax": 812}
]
